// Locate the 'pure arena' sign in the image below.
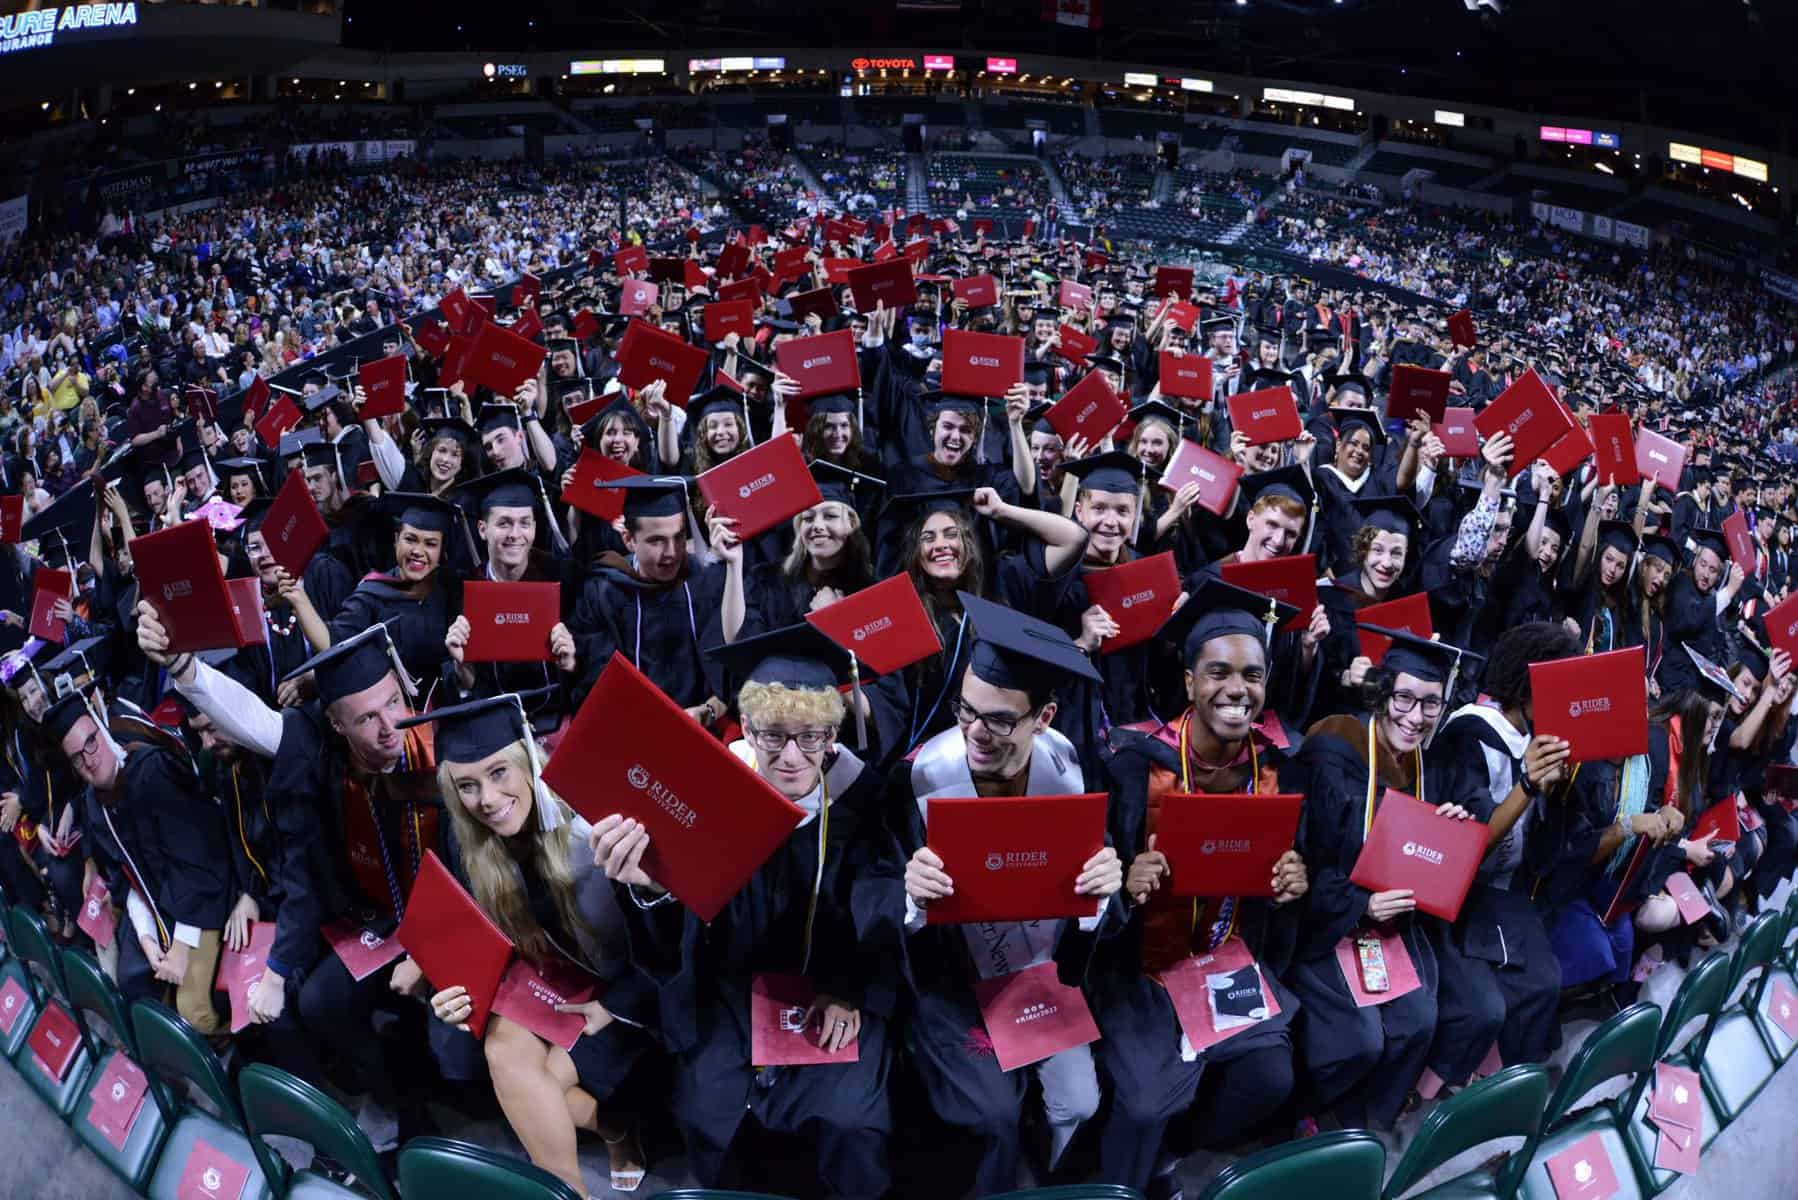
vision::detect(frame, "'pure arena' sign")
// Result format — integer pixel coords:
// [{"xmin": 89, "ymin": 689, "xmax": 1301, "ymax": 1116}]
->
[{"xmin": 0, "ymin": 4, "xmax": 139, "ymax": 56}]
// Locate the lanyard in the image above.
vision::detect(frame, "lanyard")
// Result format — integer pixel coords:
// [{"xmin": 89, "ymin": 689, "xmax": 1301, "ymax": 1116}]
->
[
  {"xmin": 1178, "ymin": 708, "xmax": 1257, "ymax": 949},
  {"xmin": 232, "ymin": 764, "xmax": 267, "ymax": 885},
  {"xmin": 366, "ymin": 742, "xmax": 422, "ymax": 918},
  {"xmin": 1363, "ymin": 717, "xmax": 1423, "ymax": 837}
]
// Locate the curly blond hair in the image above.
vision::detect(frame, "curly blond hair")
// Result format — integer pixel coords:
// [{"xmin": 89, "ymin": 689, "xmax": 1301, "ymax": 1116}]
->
[{"xmin": 738, "ymin": 680, "xmax": 846, "ymax": 731}]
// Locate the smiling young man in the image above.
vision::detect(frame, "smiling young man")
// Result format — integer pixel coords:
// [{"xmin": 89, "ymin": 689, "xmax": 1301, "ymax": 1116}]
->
[
  {"xmin": 1088, "ymin": 580, "xmax": 1310, "ymax": 1193},
  {"xmin": 592, "ymin": 623, "xmax": 898, "ymax": 1198},
  {"xmin": 879, "ymin": 594, "xmax": 1121, "ymax": 1195}
]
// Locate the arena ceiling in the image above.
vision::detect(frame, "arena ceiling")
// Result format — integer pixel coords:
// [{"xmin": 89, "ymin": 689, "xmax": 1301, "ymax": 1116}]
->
[{"xmin": 341, "ymin": 0, "xmax": 1794, "ymax": 149}]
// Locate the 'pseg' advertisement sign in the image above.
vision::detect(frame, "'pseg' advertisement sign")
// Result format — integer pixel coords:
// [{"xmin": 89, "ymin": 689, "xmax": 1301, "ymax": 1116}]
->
[{"xmin": 0, "ymin": 4, "xmax": 139, "ymax": 56}]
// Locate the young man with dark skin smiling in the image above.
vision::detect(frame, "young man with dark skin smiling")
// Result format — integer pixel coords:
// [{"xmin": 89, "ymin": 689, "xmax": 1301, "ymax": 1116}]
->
[
  {"xmin": 880, "ymin": 595, "xmax": 1123, "ymax": 1195},
  {"xmin": 1087, "ymin": 581, "xmax": 1310, "ymax": 1195}
]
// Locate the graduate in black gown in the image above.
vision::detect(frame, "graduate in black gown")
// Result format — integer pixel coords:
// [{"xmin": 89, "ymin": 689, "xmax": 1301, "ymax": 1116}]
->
[
  {"xmin": 1091, "ymin": 581, "xmax": 1310, "ymax": 1192},
  {"xmin": 568, "ymin": 476, "xmax": 728, "ymax": 721},
  {"xmin": 1659, "ymin": 526, "xmax": 1744, "ymax": 694},
  {"xmin": 1417, "ymin": 623, "xmax": 1577, "ymax": 1099},
  {"xmin": 591, "ymin": 624, "xmax": 899, "ymax": 1198},
  {"xmin": 224, "ymin": 496, "xmax": 331, "ymax": 707},
  {"xmin": 404, "ymin": 692, "xmax": 655, "ymax": 1196},
  {"xmin": 1314, "ymin": 495, "xmax": 1425, "ymax": 721},
  {"xmin": 327, "ymin": 492, "xmax": 463, "ymax": 696},
  {"xmin": 872, "ymin": 595, "xmax": 1122, "ymax": 1195},
  {"xmin": 1290, "ymin": 630, "xmax": 1480, "ymax": 1130}
]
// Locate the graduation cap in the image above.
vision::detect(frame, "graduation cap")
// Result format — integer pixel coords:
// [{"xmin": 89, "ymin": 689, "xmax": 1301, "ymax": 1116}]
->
[
  {"xmin": 45, "ymin": 636, "xmax": 109, "ymax": 693},
  {"xmin": 42, "ymin": 681, "xmax": 106, "ymax": 747},
  {"xmin": 0, "ymin": 638, "xmax": 57, "ymax": 694},
  {"xmin": 1329, "ymin": 407, "xmax": 1386, "ymax": 445},
  {"xmin": 1198, "ymin": 315, "xmax": 1237, "ymax": 339},
  {"xmin": 282, "ymin": 620, "xmax": 415, "ymax": 703},
  {"xmin": 214, "ymin": 457, "xmax": 268, "ymax": 496},
  {"xmin": 804, "ymin": 392, "xmax": 860, "ymax": 421},
  {"xmin": 477, "ymin": 404, "xmax": 525, "ymax": 437},
  {"xmin": 395, "ymin": 688, "xmax": 564, "ymax": 831},
  {"xmin": 596, "ymin": 475, "xmax": 694, "ymax": 521},
  {"xmin": 707, "ymin": 620, "xmax": 870, "ymax": 747},
  {"xmin": 1063, "ymin": 450, "xmax": 1144, "ymax": 496},
  {"xmin": 1364, "ymin": 626, "xmax": 1480, "ymax": 690},
  {"xmin": 1156, "ymin": 576, "xmax": 1299, "ymax": 664},
  {"xmin": 1129, "ymin": 399, "xmax": 1186, "ymax": 431},
  {"xmin": 1350, "ymin": 495, "xmax": 1423, "ymax": 540},
  {"xmin": 1685, "ymin": 645, "xmax": 1745, "ymax": 707},
  {"xmin": 279, "ymin": 427, "xmax": 324, "ymax": 460},
  {"xmin": 923, "ymin": 388, "xmax": 983, "ymax": 417},
  {"xmin": 420, "ymin": 417, "xmax": 478, "ymax": 452},
  {"xmin": 959, "ymin": 590, "xmax": 1101, "ymax": 690},
  {"xmin": 1640, "ymin": 529, "xmax": 1681, "ymax": 566},
  {"xmin": 1241, "ymin": 368, "xmax": 1294, "ymax": 392},
  {"xmin": 690, "ymin": 385, "xmax": 752, "ymax": 433},
  {"xmin": 300, "ymin": 383, "xmax": 345, "ymax": 415},
  {"xmin": 1597, "ymin": 519, "xmax": 1640, "ymax": 559},
  {"xmin": 300, "ymin": 439, "xmax": 346, "ymax": 482},
  {"xmin": 809, "ymin": 460, "xmax": 883, "ymax": 508},
  {"xmin": 878, "ymin": 487, "xmax": 976, "ymax": 530},
  {"xmin": 1688, "ymin": 527, "xmax": 1728, "ymax": 562},
  {"xmin": 1322, "ymin": 372, "xmax": 1372, "ymax": 399},
  {"xmin": 459, "ymin": 466, "xmax": 568, "ymax": 554},
  {"xmin": 1023, "ymin": 401, "xmax": 1057, "ymax": 437},
  {"xmin": 1087, "ymin": 353, "xmax": 1127, "ymax": 379},
  {"xmin": 378, "ymin": 490, "xmax": 463, "ymax": 535},
  {"xmin": 1244, "ymin": 464, "xmax": 1315, "ymax": 513}
]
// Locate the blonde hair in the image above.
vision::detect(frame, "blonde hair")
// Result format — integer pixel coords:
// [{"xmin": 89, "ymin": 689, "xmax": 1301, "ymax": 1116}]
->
[
  {"xmin": 738, "ymin": 680, "xmax": 846, "ymax": 731},
  {"xmin": 435, "ymin": 740, "xmax": 583, "ymax": 965}
]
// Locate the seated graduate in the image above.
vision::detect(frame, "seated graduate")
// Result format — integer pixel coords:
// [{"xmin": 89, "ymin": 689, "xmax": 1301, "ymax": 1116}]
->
[
  {"xmin": 1289, "ymin": 629, "xmax": 1479, "ymax": 1130},
  {"xmin": 45, "ymin": 672, "xmax": 230, "ymax": 1032},
  {"xmin": 405, "ymin": 692, "xmax": 653, "ymax": 1196},
  {"xmin": 717, "ymin": 462, "xmax": 881, "ymax": 642},
  {"xmin": 223, "ymin": 496, "xmax": 332, "ymax": 706},
  {"xmin": 567, "ymin": 476, "xmax": 727, "ymax": 726},
  {"xmin": 327, "ymin": 491, "xmax": 464, "ymax": 690},
  {"xmin": 880, "ymin": 595, "xmax": 1122, "ymax": 1195},
  {"xmin": 1416, "ymin": 622, "xmax": 1578, "ymax": 1101},
  {"xmin": 1091, "ymin": 581, "xmax": 1310, "ymax": 1193},
  {"xmin": 590, "ymin": 625, "xmax": 897, "ymax": 1199},
  {"xmin": 1315, "ymin": 495, "xmax": 1424, "ymax": 719},
  {"xmin": 1657, "ymin": 525, "xmax": 1745, "ymax": 695}
]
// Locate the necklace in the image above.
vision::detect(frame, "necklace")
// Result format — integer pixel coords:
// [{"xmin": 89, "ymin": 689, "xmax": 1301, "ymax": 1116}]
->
[{"xmin": 265, "ymin": 604, "xmax": 300, "ymax": 638}]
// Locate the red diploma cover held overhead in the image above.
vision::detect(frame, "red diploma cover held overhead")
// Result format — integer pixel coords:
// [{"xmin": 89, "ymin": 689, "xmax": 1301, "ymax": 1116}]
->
[
  {"xmin": 1634, "ymin": 427, "xmax": 1687, "ymax": 493},
  {"xmin": 941, "ymin": 329, "xmax": 1025, "ymax": 398},
  {"xmin": 806, "ymin": 574, "xmax": 942, "ymax": 676},
  {"xmin": 543, "ymin": 653, "xmax": 806, "ymax": 922},
  {"xmin": 27, "ymin": 566, "xmax": 71, "ymax": 642},
  {"xmin": 1349, "ymin": 790, "xmax": 1487, "ymax": 921},
  {"xmin": 1433, "ymin": 407, "xmax": 1479, "ymax": 458},
  {"xmin": 1589, "ymin": 413, "xmax": 1640, "ymax": 486},
  {"xmin": 1528, "ymin": 646, "xmax": 1649, "ymax": 763},
  {"xmin": 1158, "ymin": 352, "xmax": 1212, "ymax": 401},
  {"xmin": 1045, "ymin": 369, "xmax": 1126, "ymax": 445},
  {"xmin": 924, "ymin": 793, "xmax": 1107, "ymax": 925},
  {"xmin": 1227, "ymin": 385, "xmax": 1302, "ymax": 445},
  {"xmin": 1766, "ymin": 591, "xmax": 1798, "ymax": 662},
  {"xmin": 464, "ymin": 320, "xmax": 549, "ymax": 397},
  {"xmin": 1473, "ymin": 369, "xmax": 1574, "ymax": 477},
  {"xmin": 260, "ymin": 470, "xmax": 329, "ymax": 579},
  {"xmin": 1081, "ymin": 552, "xmax": 1181, "ymax": 653},
  {"xmin": 1354, "ymin": 592, "xmax": 1433, "ymax": 663},
  {"xmin": 697, "ymin": 434, "xmax": 823, "ymax": 541},
  {"xmin": 561, "ymin": 448, "xmax": 643, "ymax": 522},
  {"xmin": 394, "ymin": 851, "xmax": 514, "ymax": 1038},
  {"xmin": 130, "ymin": 519, "xmax": 245, "ymax": 654},
  {"xmin": 356, "ymin": 354, "xmax": 409, "ymax": 420},
  {"xmin": 846, "ymin": 257, "xmax": 917, "ymax": 312},
  {"xmin": 775, "ymin": 328, "xmax": 861, "ymax": 400},
  {"xmin": 460, "ymin": 581, "xmax": 561, "ymax": 663},
  {"xmin": 1386, "ymin": 365, "xmax": 1452, "ymax": 424},
  {"xmin": 1722, "ymin": 510, "xmax": 1757, "ymax": 575},
  {"xmin": 1154, "ymin": 791, "xmax": 1304, "ymax": 897},
  {"xmin": 616, "ymin": 319, "xmax": 709, "ymax": 403}
]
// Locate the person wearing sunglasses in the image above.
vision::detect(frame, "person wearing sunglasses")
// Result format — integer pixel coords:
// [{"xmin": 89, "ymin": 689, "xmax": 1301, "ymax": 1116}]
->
[{"xmin": 877, "ymin": 594, "xmax": 1122, "ymax": 1195}]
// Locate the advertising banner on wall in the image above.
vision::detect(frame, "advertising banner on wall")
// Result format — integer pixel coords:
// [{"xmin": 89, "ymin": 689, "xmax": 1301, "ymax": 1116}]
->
[{"xmin": 0, "ymin": 195, "xmax": 27, "ymax": 243}]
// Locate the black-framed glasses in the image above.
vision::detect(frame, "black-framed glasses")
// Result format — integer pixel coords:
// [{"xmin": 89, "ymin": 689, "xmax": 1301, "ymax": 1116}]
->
[
  {"xmin": 952, "ymin": 696, "xmax": 1034, "ymax": 738},
  {"xmin": 74, "ymin": 729, "xmax": 102, "ymax": 761},
  {"xmin": 743, "ymin": 722, "xmax": 832, "ymax": 755},
  {"xmin": 1389, "ymin": 691, "xmax": 1445, "ymax": 719}
]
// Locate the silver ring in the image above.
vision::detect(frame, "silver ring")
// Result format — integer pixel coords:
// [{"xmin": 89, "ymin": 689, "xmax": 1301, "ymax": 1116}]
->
[{"xmin": 835, "ymin": 1019, "xmax": 848, "ymax": 1028}]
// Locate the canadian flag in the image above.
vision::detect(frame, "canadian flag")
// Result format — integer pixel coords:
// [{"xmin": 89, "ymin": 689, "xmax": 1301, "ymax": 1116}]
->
[{"xmin": 1044, "ymin": 0, "xmax": 1101, "ymax": 27}]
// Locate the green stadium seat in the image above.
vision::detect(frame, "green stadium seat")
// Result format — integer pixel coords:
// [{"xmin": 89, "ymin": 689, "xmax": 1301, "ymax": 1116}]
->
[
  {"xmin": 1381, "ymin": 1063, "xmax": 1551, "ymax": 1199},
  {"xmin": 62, "ymin": 948, "xmax": 169, "ymax": 1192},
  {"xmin": 9, "ymin": 905, "xmax": 94, "ymax": 1119},
  {"xmin": 398, "ymin": 1136, "xmax": 583, "ymax": 1200},
  {"xmin": 1194, "ymin": 1129, "xmax": 1384, "ymax": 1200},
  {"xmin": 1620, "ymin": 950, "xmax": 1731, "ymax": 1193},
  {"xmin": 1699, "ymin": 911, "xmax": 1782, "ymax": 1125},
  {"xmin": 133, "ymin": 999, "xmax": 273, "ymax": 1200},
  {"xmin": 239, "ymin": 1063, "xmax": 397, "ymax": 1200}
]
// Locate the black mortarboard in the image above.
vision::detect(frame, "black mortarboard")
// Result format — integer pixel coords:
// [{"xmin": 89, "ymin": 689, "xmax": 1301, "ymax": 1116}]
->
[
  {"xmin": 924, "ymin": 389, "xmax": 983, "ymax": 415},
  {"xmin": 1330, "ymin": 407, "xmax": 1386, "ymax": 445},
  {"xmin": 1128, "ymin": 399, "xmax": 1186, "ymax": 432},
  {"xmin": 377, "ymin": 491, "xmax": 462, "ymax": 534},
  {"xmin": 478, "ymin": 404, "xmax": 524, "ymax": 436},
  {"xmin": 691, "ymin": 385, "xmax": 749, "ymax": 426},
  {"xmin": 1157, "ymin": 577, "xmax": 1299, "ymax": 664},
  {"xmin": 1640, "ymin": 530, "xmax": 1680, "ymax": 565},
  {"xmin": 300, "ymin": 440, "xmax": 343, "ymax": 475},
  {"xmin": 597, "ymin": 475, "xmax": 692, "ymax": 520},
  {"xmin": 1244, "ymin": 465, "xmax": 1315, "ymax": 512},
  {"xmin": 805, "ymin": 392, "xmax": 858, "ymax": 419},
  {"xmin": 279, "ymin": 427, "xmax": 324, "ymax": 460},
  {"xmin": 1242, "ymin": 368, "xmax": 1294, "ymax": 392},
  {"xmin": 1364, "ymin": 626, "xmax": 1480, "ymax": 688},
  {"xmin": 706, "ymin": 622, "xmax": 855, "ymax": 693},
  {"xmin": 1688, "ymin": 527, "xmax": 1728, "ymax": 562},
  {"xmin": 283, "ymin": 621, "xmax": 413, "ymax": 703},
  {"xmin": 458, "ymin": 467, "xmax": 540, "ymax": 518},
  {"xmin": 300, "ymin": 383, "xmax": 344, "ymax": 415},
  {"xmin": 1350, "ymin": 495, "xmax": 1422, "ymax": 539},
  {"xmin": 420, "ymin": 417, "xmax": 477, "ymax": 449},
  {"xmin": 396, "ymin": 687, "xmax": 555, "ymax": 765},
  {"xmin": 878, "ymin": 487, "xmax": 975, "ymax": 529},
  {"xmin": 1598, "ymin": 519, "xmax": 1639, "ymax": 559},
  {"xmin": 45, "ymin": 636, "xmax": 108, "ymax": 691},
  {"xmin": 1063, "ymin": 450, "xmax": 1144, "ymax": 496},
  {"xmin": 42, "ymin": 684, "xmax": 101, "ymax": 745},
  {"xmin": 215, "ymin": 457, "xmax": 268, "ymax": 494},
  {"xmin": 960, "ymin": 591, "xmax": 1101, "ymax": 689},
  {"xmin": 809, "ymin": 460, "xmax": 883, "ymax": 508},
  {"xmin": 1323, "ymin": 372, "xmax": 1372, "ymax": 399}
]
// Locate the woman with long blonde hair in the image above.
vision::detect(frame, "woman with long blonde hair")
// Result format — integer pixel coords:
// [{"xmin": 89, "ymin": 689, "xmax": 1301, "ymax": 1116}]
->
[{"xmin": 403, "ymin": 692, "xmax": 650, "ymax": 1195}]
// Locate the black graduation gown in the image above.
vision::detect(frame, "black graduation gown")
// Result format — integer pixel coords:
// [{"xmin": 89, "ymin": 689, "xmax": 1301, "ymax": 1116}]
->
[
  {"xmin": 1313, "ymin": 464, "xmax": 1396, "ymax": 577},
  {"xmin": 1086, "ymin": 725, "xmax": 1304, "ymax": 1187},
  {"xmin": 218, "ymin": 754, "xmax": 284, "ymax": 919},
  {"xmin": 89, "ymin": 708, "xmax": 232, "ymax": 938},
  {"xmin": 613, "ymin": 752, "xmax": 895, "ymax": 1195},
  {"xmin": 327, "ymin": 572, "xmax": 458, "ymax": 698},
  {"xmin": 1658, "ymin": 574, "xmax": 1728, "ymax": 694},
  {"xmin": 1289, "ymin": 718, "xmax": 1447, "ymax": 1128},
  {"xmin": 220, "ymin": 598, "xmax": 316, "ymax": 708},
  {"xmin": 567, "ymin": 556, "xmax": 727, "ymax": 710},
  {"xmin": 1477, "ymin": 554, "xmax": 1564, "ymax": 648},
  {"xmin": 455, "ymin": 553, "xmax": 580, "ymax": 735},
  {"xmin": 1421, "ymin": 710, "xmax": 1565, "ymax": 1084}
]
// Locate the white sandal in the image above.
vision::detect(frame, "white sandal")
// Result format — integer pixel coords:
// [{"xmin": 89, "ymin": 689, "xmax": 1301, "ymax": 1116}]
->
[{"xmin": 603, "ymin": 1130, "xmax": 646, "ymax": 1193}]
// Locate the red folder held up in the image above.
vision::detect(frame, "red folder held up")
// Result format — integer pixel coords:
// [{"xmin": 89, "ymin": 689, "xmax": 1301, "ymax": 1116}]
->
[
  {"xmin": 696, "ymin": 433, "xmax": 822, "ymax": 540},
  {"xmin": 1081, "ymin": 552, "xmax": 1181, "ymax": 653},
  {"xmin": 1528, "ymin": 645, "xmax": 1649, "ymax": 763},
  {"xmin": 394, "ymin": 851, "xmax": 514, "ymax": 1038},
  {"xmin": 806, "ymin": 574, "xmax": 942, "ymax": 676},
  {"xmin": 461, "ymin": 581, "xmax": 561, "ymax": 663},
  {"xmin": 924, "ymin": 792, "xmax": 1107, "ymax": 925},
  {"xmin": 130, "ymin": 518, "xmax": 245, "ymax": 654},
  {"xmin": 1349, "ymin": 789, "xmax": 1487, "ymax": 921},
  {"xmin": 259, "ymin": 469, "xmax": 328, "ymax": 580},
  {"xmin": 1155, "ymin": 790, "xmax": 1304, "ymax": 897}
]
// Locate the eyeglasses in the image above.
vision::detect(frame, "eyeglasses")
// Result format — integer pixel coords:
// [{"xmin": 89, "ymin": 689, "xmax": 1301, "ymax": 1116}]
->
[
  {"xmin": 1389, "ymin": 691, "xmax": 1445, "ymax": 719},
  {"xmin": 74, "ymin": 729, "xmax": 102, "ymax": 761},
  {"xmin": 743, "ymin": 723, "xmax": 832, "ymax": 755},
  {"xmin": 952, "ymin": 696, "xmax": 1034, "ymax": 738}
]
